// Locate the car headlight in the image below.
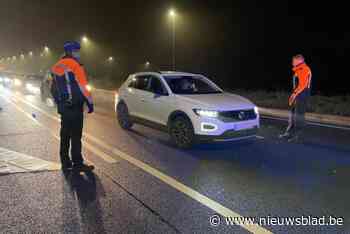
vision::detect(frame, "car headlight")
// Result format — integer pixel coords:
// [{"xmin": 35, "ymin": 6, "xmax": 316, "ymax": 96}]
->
[
  {"xmin": 193, "ymin": 109, "xmax": 219, "ymax": 118},
  {"xmin": 254, "ymin": 106, "xmax": 259, "ymax": 115},
  {"xmin": 14, "ymin": 79, "xmax": 22, "ymax": 86}
]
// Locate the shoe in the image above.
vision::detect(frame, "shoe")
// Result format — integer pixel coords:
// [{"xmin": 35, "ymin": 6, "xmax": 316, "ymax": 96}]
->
[
  {"xmin": 73, "ymin": 163, "xmax": 95, "ymax": 172},
  {"xmin": 61, "ymin": 161, "xmax": 73, "ymax": 171},
  {"xmin": 279, "ymin": 132, "xmax": 291, "ymax": 139}
]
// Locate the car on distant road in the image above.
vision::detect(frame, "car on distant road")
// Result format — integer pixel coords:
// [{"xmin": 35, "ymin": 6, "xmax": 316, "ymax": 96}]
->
[
  {"xmin": 116, "ymin": 71, "xmax": 260, "ymax": 148},
  {"xmin": 40, "ymin": 72, "xmax": 56, "ymax": 107},
  {"xmin": 23, "ymin": 75, "xmax": 41, "ymax": 95}
]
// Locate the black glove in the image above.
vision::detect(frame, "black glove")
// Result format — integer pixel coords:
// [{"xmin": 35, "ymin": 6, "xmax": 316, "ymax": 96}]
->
[{"xmin": 87, "ymin": 102, "xmax": 94, "ymax": 114}]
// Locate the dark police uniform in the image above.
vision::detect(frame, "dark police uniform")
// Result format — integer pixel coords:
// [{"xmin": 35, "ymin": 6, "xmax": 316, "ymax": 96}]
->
[{"xmin": 51, "ymin": 55, "xmax": 94, "ymax": 168}]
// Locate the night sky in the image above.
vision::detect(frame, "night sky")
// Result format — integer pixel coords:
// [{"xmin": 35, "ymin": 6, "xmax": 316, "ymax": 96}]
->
[{"xmin": 0, "ymin": 0, "xmax": 349, "ymax": 94}]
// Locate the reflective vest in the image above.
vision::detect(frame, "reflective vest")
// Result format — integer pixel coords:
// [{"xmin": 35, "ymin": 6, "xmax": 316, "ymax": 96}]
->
[
  {"xmin": 292, "ymin": 63, "xmax": 312, "ymax": 96},
  {"xmin": 51, "ymin": 56, "xmax": 93, "ymax": 106}
]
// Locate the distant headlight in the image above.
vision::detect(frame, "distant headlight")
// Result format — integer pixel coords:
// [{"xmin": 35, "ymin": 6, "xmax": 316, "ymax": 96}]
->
[
  {"xmin": 86, "ymin": 84, "xmax": 93, "ymax": 92},
  {"xmin": 254, "ymin": 106, "xmax": 259, "ymax": 115},
  {"xmin": 26, "ymin": 83, "xmax": 34, "ymax": 89},
  {"xmin": 193, "ymin": 109, "xmax": 219, "ymax": 118},
  {"xmin": 14, "ymin": 79, "xmax": 22, "ymax": 86},
  {"xmin": 26, "ymin": 83, "xmax": 40, "ymax": 93}
]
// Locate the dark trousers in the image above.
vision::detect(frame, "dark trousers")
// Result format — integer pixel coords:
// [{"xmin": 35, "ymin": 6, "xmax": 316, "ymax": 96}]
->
[
  {"xmin": 60, "ymin": 106, "xmax": 84, "ymax": 165},
  {"xmin": 286, "ymin": 91, "xmax": 309, "ymax": 136}
]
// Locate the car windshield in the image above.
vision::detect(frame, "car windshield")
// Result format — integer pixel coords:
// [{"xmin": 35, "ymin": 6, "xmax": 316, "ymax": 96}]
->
[{"xmin": 164, "ymin": 76, "xmax": 222, "ymax": 95}]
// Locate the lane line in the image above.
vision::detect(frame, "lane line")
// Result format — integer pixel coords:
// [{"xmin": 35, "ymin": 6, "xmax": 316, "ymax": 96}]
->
[
  {"xmin": 7, "ymin": 93, "xmax": 272, "ymax": 234},
  {"xmin": 0, "ymin": 95, "xmax": 118, "ymax": 164},
  {"xmin": 262, "ymin": 115, "xmax": 350, "ymax": 131}
]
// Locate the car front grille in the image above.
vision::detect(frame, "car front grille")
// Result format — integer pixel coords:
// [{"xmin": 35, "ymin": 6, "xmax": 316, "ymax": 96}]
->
[{"xmin": 219, "ymin": 109, "xmax": 257, "ymax": 122}]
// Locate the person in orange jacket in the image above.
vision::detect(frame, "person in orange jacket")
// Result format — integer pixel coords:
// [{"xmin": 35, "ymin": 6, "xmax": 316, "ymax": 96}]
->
[
  {"xmin": 280, "ymin": 54, "xmax": 312, "ymax": 141},
  {"xmin": 51, "ymin": 41, "xmax": 94, "ymax": 171}
]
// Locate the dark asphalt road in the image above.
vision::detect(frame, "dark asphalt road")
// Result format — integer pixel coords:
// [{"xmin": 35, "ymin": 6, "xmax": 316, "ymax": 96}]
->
[{"xmin": 0, "ymin": 86, "xmax": 349, "ymax": 234}]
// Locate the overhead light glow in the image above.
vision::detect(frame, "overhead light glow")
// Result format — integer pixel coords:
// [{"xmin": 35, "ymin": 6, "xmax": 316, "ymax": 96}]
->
[{"xmin": 14, "ymin": 79, "xmax": 22, "ymax": 86}]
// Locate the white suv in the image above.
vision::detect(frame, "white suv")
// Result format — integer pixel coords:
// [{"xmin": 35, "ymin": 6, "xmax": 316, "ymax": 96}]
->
[{"xmin": 116, "ymin": 72, "xmax": 260, "ymax": 148}]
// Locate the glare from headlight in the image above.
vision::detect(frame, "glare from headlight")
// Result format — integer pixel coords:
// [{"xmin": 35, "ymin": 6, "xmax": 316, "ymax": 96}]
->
[
  {"xmin": 254, "ymin": 106, "xmax": 259, "ymax": 115},
  {"xmin": 115, "ymin": 93, "xmax": 119, "ymax": 102},
  {"xmin": 0, "ymin": 77, "xmax": 3, "ymax": 82},
  {"xmin": 86, "ymin": 84, "xmax": 93, "ymax": 92},
  {"xmin": 14, "ymin": 79, "xmax": 22, "ymax": 86},
  {"xmin": 26, "ymin": 83, "xmax": 34, "ymax": 90},
  {"xmin": 26, "ymin": 83, "xmax": 40, "ymax": 93},
  {"xmin": 4, "ymin": 77, "xmax": 10, "ymax": 82},
  {"xmin": 194, "ymin": 109, "xmax": 219, "ymax": 118}
]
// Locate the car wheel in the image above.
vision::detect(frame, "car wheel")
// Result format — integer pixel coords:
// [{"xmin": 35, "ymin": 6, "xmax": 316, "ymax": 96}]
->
[
  {"xmin": 169, "ymin": 115, "xmax": 195, "ymax": 149},
  {"xmin": 117, "ymin": 102, "xmax": 133, "ymax": 130}
]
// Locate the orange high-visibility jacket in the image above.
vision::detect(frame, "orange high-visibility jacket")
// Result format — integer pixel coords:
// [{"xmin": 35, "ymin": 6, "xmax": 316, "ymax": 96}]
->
[
  {"xmin": 51, "ymin": 56, "xmax": 93, "ymax": 105},
  {"xmin": 292, "ymin": 63, "xmax": 312, "ymax": 96}
]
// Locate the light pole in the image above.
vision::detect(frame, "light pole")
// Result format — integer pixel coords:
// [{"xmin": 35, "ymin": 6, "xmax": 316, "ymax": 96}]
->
[{"xmin": 169, "ymin": 9, "xmax": 176, "ymax": 71}]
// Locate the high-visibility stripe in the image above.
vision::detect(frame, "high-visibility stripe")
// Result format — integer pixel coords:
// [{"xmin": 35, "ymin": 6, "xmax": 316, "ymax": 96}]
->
[
  {"xmin": 55, "ymin": 63, "xmax": 73, "ymax": 102},
  {"xmin": 307, "ymin": 72, "xmax": 312, "ymax": 89}
]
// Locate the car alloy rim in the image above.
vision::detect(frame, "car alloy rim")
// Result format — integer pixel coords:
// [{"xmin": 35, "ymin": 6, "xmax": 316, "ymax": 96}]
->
[
  {"xmin": 172, "ymin": 120, "xmax": 191, "ymax": 145},
  {"xmin": 118, "ymin": 105, "xmax": 129, "ymax": 126}
]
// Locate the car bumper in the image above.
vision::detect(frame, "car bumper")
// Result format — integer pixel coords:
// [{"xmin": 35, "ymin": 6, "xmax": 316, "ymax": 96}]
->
[{"xmin": 196, "ymin": 127, "xmax": 258, "ymax": 141}]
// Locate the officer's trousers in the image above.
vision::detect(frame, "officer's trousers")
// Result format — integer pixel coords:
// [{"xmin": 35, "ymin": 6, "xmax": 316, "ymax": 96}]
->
[
  {"xmin": 286, "ymin": 91, "xmax": 309, "ymax": 136},
  {"xmin": 60, "ymin": 105, "xmax": 84, "ymax": 165}
]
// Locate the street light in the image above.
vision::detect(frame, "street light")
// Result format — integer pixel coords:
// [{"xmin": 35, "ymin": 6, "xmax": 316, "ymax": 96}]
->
[
  {"xmin": 108, "ymin": 56, "xmax": 114, "ymax": 62},
  {"xmin": 168, "ymin": 8, "xmax": 176, "ymax": 70},
  {"xmin": 82, "ymin": 36, "xmax": 89, "ymax": 43},
  {"xmin": 29, "ymin": 51, "xmax": 33, "ymax": 57},
  {"xmin": 44, "ymin": 46, "xmax": 49, "ymax": 53}
]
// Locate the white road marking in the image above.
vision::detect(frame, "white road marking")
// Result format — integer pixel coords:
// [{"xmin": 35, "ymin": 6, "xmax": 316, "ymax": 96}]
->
[
  {"xmin": 256, "ymin": 135, "xmax": 265, "ymax": 139},
  {"xmin": 262, "ymin": 115, "xmax": 350, "ymax": 131},
  {"xmin": 6, "ymin": 93, "xmax": 273, "ymax": 234},
  {"xmin": 0, "ymin": 147, "xmax": 60, "ymax": 173}
]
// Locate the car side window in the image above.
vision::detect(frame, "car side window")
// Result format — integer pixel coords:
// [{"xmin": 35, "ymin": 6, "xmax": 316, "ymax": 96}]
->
[
  {"xmin": 128, "ymin": 78, "xmax": 136, "ymax": 88},
  {"xmin": 149, "ymin": 76, "xmax": 168, "ymax": 95},
  {"xmin": 129, "ymin": 76, "xmax": 151, "ymax": 91}
]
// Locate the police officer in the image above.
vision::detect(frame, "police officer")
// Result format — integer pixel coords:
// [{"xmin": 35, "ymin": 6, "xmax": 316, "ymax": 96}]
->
[
  {"xmin": 51, "ymin": 41, "xmax": 94, "ymax": 171},
  {"xmin": 280, "ymin": 54, "xmax": 312, "ymax": 141}
]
